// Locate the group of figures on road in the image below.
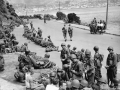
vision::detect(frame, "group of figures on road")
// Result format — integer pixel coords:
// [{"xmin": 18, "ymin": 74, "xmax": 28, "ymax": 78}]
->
[
  {"xmin": 24, "ymin": 21, "xmax": 59, "ymax": 52},
  {"xmin": 1, "ymin": 20, "xmax": 120, "ymax": 90},
  {"xmin": 89, "ymin": 18, "xmax": 106, "ymax": 34}
]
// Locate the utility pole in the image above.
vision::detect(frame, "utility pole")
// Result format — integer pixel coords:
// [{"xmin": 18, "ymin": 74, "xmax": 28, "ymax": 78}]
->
[
  {"xmin": 106, "ymin": 0, "xmax": 109, "ymax": 29},
  {"xmin": 59, "ymin": 1, "xmax": 60, "ymax": 11}
]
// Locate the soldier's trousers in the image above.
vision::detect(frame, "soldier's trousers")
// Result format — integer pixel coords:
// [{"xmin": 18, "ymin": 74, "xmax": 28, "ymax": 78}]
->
[
  {"xmin": 63, "ymin": 33, "xmax": 67, "ymax": 40},
  {"xmin": 95, "ymin": 68, "xmax": 102, "ymax": 82},
  {"xmin": 87, "ymin": 73, "xmax": 95, "ymax": 88},
  {"xmin": 68, "ymin": 33, "xmax": 72, "ymax": 38},
  {"xmin": 107, "ymin": 66, "xmax": 117, "ymax": 84}
]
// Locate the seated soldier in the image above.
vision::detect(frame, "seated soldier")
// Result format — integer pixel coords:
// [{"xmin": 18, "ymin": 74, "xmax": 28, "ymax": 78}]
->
[{"xmin": 71, "ymin": 47, "xmax": 77, "ymax": 55}]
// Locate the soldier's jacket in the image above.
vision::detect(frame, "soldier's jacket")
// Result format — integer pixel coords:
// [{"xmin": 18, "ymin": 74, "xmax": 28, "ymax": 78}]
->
[
  {"xmin": 62, "ymin": 27, "xmax": 67, "ymax": 33},
  {"xmin": 60, "ymin": 48, "xmax": 70, "ymax": 60},
  {"xmin": 94, "ymin": 53, "xmax": 102, "ymax": 68},
  {"xmin": 106, "ymin": 52, "xmax": 117, "ymax": 67},
  {"xmin": 71, "ymin": 61, "xmax": 84, "ymax": 80},
  {"xmin": 85, "ymin": 57, "xmax": 95, "ymax": 76},
  {"xmin": 68, "ymin": 26, "xmax": 73, "ymax": 33}
]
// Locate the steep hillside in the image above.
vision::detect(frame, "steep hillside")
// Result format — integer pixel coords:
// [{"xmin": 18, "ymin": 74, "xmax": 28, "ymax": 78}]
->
[{"xmin": 0, "ymin": 0, "xmax": 22, "ymax": 25}]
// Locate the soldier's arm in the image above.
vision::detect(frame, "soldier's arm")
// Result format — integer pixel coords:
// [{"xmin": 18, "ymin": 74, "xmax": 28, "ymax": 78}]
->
[
  {"xmin": 73, "ymin": 63, "xmax": 83, "ymax": 76},
  {"xmin": 88, "ymin": 59, "xmax": 95, "ymax": 71},
  {"xmin": 111, "ymin": 54, "xmax": 117, "ymax": 67}
]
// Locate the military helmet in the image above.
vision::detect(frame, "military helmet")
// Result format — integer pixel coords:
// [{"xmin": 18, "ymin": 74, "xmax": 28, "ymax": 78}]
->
[
  {"xmin": 61, "ymin": 43, "xmax": 66, "ymax": 46},
  {"xmin": 93, "ymin": 46, "xmax": 99, "ymax": 51},
  {"xmin": 66, "ymin": 81, "xmax": 72, "ymax": 88},
  {"xmin": 80, "ymin": 79, "xmax": 88, "ymax": 87},
  {"xmin": 73, "ymin": 47, "xmax": 77, "ymax": 50},
  {"xmin": 71, "ymin": 79, "xmax": 80, "ymax": 88},
  {"xmin": 70, "ymin": 54, "xmax": 77, "ymax": 59},
  {"xmin": 24, "ymin": 43, "xmax": 28, "ymax": 46},
  {"xmin": 85, "ymin": 49, "xmax": 91, "ymax": 55},
  {"xmin": 44, "ymin": 53, "xmax": 50, "ymax": 58},
  {"xmin": 81, "ymin": 48, "xmax": 85, "ymax": 52},
  {"xmin": 50, "ymin": 72, "xmax": 56, "ymax": 77},
  {"xmin": 63, "ymin": 64, "xmax": 69, "ymax": 69},
  {"xmin": 57, "ymin": 68, "xmax": 62, "ymax": 72},
  {"xmin": 107, "ymin": 46, "xmax": 113, "ymax": 51},
  {"xmin": 67, "ymin": 44, "xmax": 71, "ymax": 47}
]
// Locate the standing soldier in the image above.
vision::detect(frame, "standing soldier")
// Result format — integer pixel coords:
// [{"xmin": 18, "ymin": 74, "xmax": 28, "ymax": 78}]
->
[
  {"xmin": 93, "ymin": 46, "xmax": 103, "ymax": 84},
  {"xmin": 30, "ymin": 21, "xmax": 33, "ymax": 29},
  {"xmin": 37, "ymin": 27, "xmax": 42, "ymax": 38},
  {"xmin": 62, "ymin": 24, "xmax": 67, "ymax": 42},
  {"xmin": 60, "ymin": 43, "xmax": 70, "ymax": 69},
  {"xmin": 68, "ymin": 24, "xmax": 73, "ymax": 41},
  {"xmin": 44, "ymin": 14, "xmax": 46, "ymax": 23},
  {"xmin": 106, "ymin": 46, "xmax": 117, "ymax": 87},
  {"xmin": 70, "ymin": 54, "xmax": 84, "ymax": 81},
  {"xmin": 84, "ymin": 49, "xmax": 95, "ymax": 88}
]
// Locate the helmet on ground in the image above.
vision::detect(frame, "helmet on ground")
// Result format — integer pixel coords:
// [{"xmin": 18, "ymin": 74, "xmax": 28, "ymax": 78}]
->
[
  {"xmin": 107, "ymin": 46, "xmax": 113, "ymax": 51},
  {"xmin": 71, "ymin": 79, "xmax": 80, "ymax": 88},
  {"xmin": 44, "ymin": 53, "xmax": 50, "ymax": 58},
  {"xmin": 93, "ymin": 46, "xmax": 99, "ymax": 51},
  {"xmin": 85, "ymin": 49, "xmax": 91, "ymax": 55},
  {"xmin": 61, "ymin": 43, "xmax": 66, "ymax": 46},
  {"xmin": 50, "ymin": 72, "xmax": 56, "ymax": 77},
  {"xmin": 80, "ymin": 79, "xmax": 88, "ymax": 87}
]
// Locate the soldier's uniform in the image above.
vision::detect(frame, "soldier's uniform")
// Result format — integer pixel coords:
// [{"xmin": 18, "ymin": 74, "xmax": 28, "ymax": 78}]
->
[
  {"xmin": 60, "ymin": 43, "xmax": 70, "ymax": 67},
  {"xmin": 93, "ymin": 46, "xmax": 102, "ymax": 83},
  {"xmin": 68, "ymin": 24, "xmax": 73, "ymax": 41},
  {"xmin": 38, "ymin": 28, "xmax": 42, "ymax": 37},
  {"xmin": 30, "ymin": 22, "xmax": 33, "ymax": 29},
  {"xmin": 84, "ymin": 50, "xmax": 95, "ymax": 88},
  {"xmin": 106, "ymin": 46, "xmax": 117, "ymax": 87},
  {"xmin": 62, "ymin": 25, "xmax": 67, "ymax": 41},
  {"xmin": 70, "ymin": 60, "xmax": 84, "ymax": 81}
]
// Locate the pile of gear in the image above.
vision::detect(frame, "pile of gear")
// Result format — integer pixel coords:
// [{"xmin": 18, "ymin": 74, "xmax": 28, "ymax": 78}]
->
[
  {"xmin": 89, "ymin": 18, "xmax": 106, "ymax": 34},
  {"xmin": 22, "ymin": 23, "xmax": 59, "ymax": 52}
]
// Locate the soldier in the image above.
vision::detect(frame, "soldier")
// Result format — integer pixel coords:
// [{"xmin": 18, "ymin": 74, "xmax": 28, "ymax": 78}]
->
[
  {"xmin": 30, "ymin": 21, "xmax": 33, "ymax": 29},
  {"xmin": 57, "ymin": 68, "xmax": 69, "ymax": 87},
  {"xmin": 80, "ymin": 79, "xmax": 93, "ymax": 90},
  {"xmin": 71, "ymin": 47, "xmax": 77, "ymax": 55},
  {"xmin": 70, "ymin": 54, "xmax": 84, "ymax": 81},
  {"xmin": 67, "ymin": 44, "xmax": 71, "ymax": 54},
  {"xmin": 84, "ymin": 49, "xmax": 95, "ymax": 88},
  {"xmin": 44, "ymin": 15, "xmax": 46, "ymax": 23},
  {"xmin": 0, "ymin": 54, "xmax": 4, "ymax": 71},
  {"xmin": 62, "ymin": 24, "xmax": 67, "ymax": 42},
  {"xmin": 38, "ymin": 27, "xmax": 42, "ymax": 38},
  {"xmin": 68, "ymin": 24, "xmax": 73, "ymax": 41},
  {"xmin": 93, "ymin": 46, "xmax": 102, "ymax": 83},
  {"xmin": 106, "ymin": 46, "xmax": 117, "ymax": 87},
  {"xmin": 71, "ymin": 79, "xmax": 80, "ymax": 90},
  {"xmin": 49, "ymin": 72, "xmax": 57, "ymax": 84},
  {"xmin": 21, "ymin": 43, "xmax": 28, "ymax": 52},
  {"xmin": 60, "ymin": 43, "xmax": 70, "ymax": 69}
]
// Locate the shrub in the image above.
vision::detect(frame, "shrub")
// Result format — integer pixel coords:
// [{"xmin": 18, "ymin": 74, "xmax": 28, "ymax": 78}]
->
[
  {"xmin": 56, "ymin": 11, "xmax": 66, "ymax": 20},
  {"xmin": 67, "ymin": 13, "xmax": 81, "ymax": 24}
]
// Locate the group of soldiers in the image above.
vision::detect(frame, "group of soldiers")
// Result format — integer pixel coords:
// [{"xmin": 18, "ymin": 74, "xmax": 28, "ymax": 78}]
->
[
  {"xmin": 58, "ymin": 43, "xmax": 119, "ymax": 90},
  {"xmin": 62, "ymin": 24, "xmax": 73, "ymax": 42},
  {"xmin": 24, "ymin": 22, "xmax": 59, "ymax": 52},
  {"xmin": 89, "ymin": 18, "xmax": 106, "ymax": 34}
]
